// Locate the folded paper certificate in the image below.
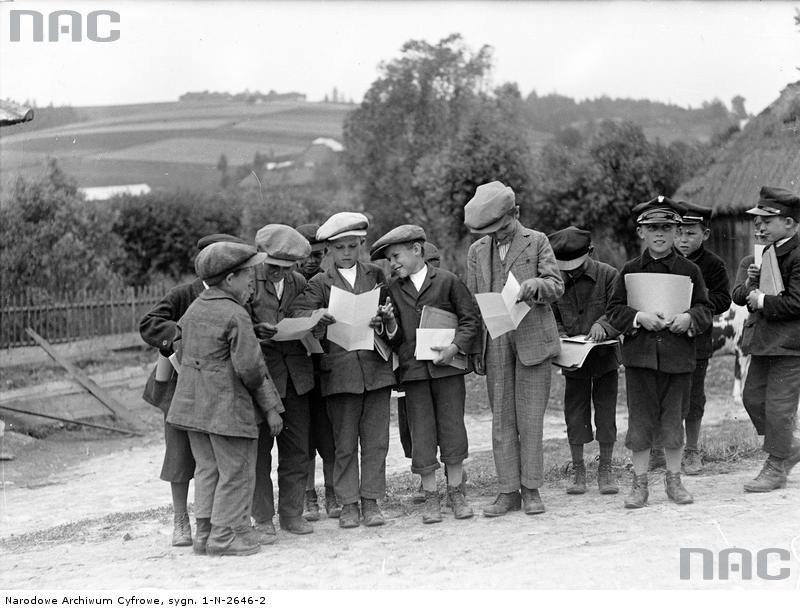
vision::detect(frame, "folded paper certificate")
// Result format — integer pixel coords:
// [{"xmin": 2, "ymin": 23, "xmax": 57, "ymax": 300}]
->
[
  {"xmin": 272, "ymin": 309, "xmax": 326, "ymax": 342},
  {"xmin": 475, "ymin": 272, "xmax": 531, "ymax": 339},
  {"xmin": 759, "ymin": 246, "xmax": 784, "ymax": 296},
  {"xmin": 553, "ymin": 337, "xmax": 618, "ymax": 369},
  {"xmin": 754, "ymin": 244, "xmax": 765, "ymax": 267},
  {"xmin": 326, "ymin": 285, "xmax": 380, "ymax": 351},
  {"xmin": 625, "ymin": 273, "xmax": 692, "ymax": 317},
  {"xmin": 418, "ymin": 305, "xmax": 467, "ymax": 369},
  {"xmin": 415, "ymin": 328, "xmax": 456, "ymax": 360}
]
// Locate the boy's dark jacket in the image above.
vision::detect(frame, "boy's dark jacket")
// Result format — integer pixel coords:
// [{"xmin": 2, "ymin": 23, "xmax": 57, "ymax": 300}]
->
[
  {"xmin": 606, "ymin": 248, "xmax": 713, "ymax": 374},
  {"xmin": 684, "ymin": 245, "xmax": 731, "ymax": 359},
  {"xmin": 383, "ymin": 264, "xmax": 480, "ymax": 383},
  {"xmin": 731, "ymin": 234, "xmax": 800, "ymax": 356}
]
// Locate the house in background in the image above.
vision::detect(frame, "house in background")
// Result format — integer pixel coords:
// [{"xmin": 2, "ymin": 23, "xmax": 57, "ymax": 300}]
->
[
  {"xmin": 0, "ymin": 100, "xmax": 34, "ymax": 127},
  {"xmin": 79, "ymin": 184, "xmax": 152, "ymax": 201},
  {"xmin": 675, "ymin": 81, "xmax": 800, "ymax": 274}
]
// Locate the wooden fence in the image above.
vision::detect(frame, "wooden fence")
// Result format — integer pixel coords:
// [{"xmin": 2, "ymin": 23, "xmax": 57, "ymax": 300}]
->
[{"xmin": 0, "ymin": 283, "xmax": 171, "ymax": 349}]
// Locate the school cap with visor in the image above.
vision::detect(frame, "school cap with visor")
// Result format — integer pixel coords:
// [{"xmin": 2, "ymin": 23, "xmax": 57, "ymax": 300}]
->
[
  {"xmin": 316, "ymin": 212, "xmax": 369, "ymax": 242},
  {"xmin": 463, "ymin": 181, "xmax": 516, "ymax": 234},
  {"xmin": 632, "ymin": 196, "xmax": 686, "ymax": 225},
  {"xmin": 369, "ymin": 225, "xmax": 427, "ymax": 260},
  {"xmin": 745, "ymin": 186, "xmax": 800, "ymax": 221},
  {"xmin": 195, "ymin": 242, "xmax": 267, "ymax": 284},
  {"xmin": 679, "ymin": 201, "xmax": 713, "ymax": 225},
  {"xmin": 547, "ymin": 226, "xmax": 592, "ymax": 271},
  {"xmin": 254, "ymin": 224, "xmax": 312, "ymax": 267}
]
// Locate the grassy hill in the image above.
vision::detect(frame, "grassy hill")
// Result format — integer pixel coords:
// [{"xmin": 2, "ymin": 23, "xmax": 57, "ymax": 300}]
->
[{"xmin": 0, "ymin": 101, "xmax": 354, "ymax": 193}]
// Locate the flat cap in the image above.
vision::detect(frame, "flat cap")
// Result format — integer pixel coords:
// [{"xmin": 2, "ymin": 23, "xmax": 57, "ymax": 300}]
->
[
  {"xmin": 632, "ymin": 196, "xmax": 685, "ymax": 224},
  {"xmin": 422, "ymin": 241, "xmax": 440, "ymax": 264},
  {"xmin": 679, "ymin": 201, "xmax": 713, "ymax": 225},
  {"xmin": 548, "ymin": 227, "xmax": 592, "ymax": 271},
  {"xmin": 254, "ymin": 224, "xmax": 312, "ymax": 267},
  {"xmin": 464, "ymin": 181, "xmax": 516, "ymax": 234},
  {"xmin": 295, "ymin": 223, "xmax": 326, "ymax": 252},
  {"xmin": 746, "ymin": 186, "xmax": 800, "ymax": 221},
  {"xmin": 196, "ymin": 233, "xmax": 245, "ymax": 251},
  {"xmin": 316, "ymin": 212, "xmax": 369, "ymax": 241},
  {"xmin": 369, "ymin": 225, "xmax": 427, "ymax": 260},
  {"xmin": 195, "ymin": 242, "xmax": 267, "ymax": 282}
]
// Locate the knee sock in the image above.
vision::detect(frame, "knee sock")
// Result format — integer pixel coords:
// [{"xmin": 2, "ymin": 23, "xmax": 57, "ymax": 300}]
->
[
  {"xmin": 631, "ymin": 450, "xmax": 650, "ymax": 476},
  {"xmin": 421, "ymin": 471, "xmax": 437, "ymax": 493},
  {"xmin": 685, "ymin": 418, "xmax": 702, "ymax": 451},
  {"xmin": 599, "ymin": 442, "xmax": 614, "ymax": 465},
  {"xmin": 665, "ymin": 447, "xmax": 683, "ymax": 473},
  {"xmin": 171, "ymin": 481, "xmax": 189, "ymax": 515},
  {"xmin": 569, "ymin": 444, "xmax": 584, "ymax": 466},
  {"xmin": 446, "ymin": 462, "xmax": 463, "ymax": 486}
]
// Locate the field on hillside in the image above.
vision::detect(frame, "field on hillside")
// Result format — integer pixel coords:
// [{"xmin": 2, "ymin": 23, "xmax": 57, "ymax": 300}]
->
[{"xmin": 0, "ymin": 101, "xmax": 352, "ymax": 193}]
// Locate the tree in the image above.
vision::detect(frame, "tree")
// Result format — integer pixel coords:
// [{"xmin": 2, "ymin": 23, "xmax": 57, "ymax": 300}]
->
[{"xmin": 730, "ymin": 95, "xmax": 747, "ymax": 120}]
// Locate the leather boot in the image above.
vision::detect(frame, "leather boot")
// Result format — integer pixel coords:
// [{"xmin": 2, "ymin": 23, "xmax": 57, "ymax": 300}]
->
[
  {"xmin": 206, "ymin": 526, "xmax": 260, "ymax": 557},
  {"xmin": 338, "ymin": 502, "xmax": 360, "ymax": 529},
  {"xmin": 324, "ymin": 487, "xmax": 341, "ymax": 518},
  {"xmin": 744, "ymin": 457, "xmax": 787, "ymax": 492},
  {"xmin": 171, "ymin": 512, "xmax": 192, "ymax": 547},
  {"xmin": 482, "ymin": 491, "xmax": 521, "ymax": 517},
  {"xmin": 648, "ymin": 448, "xmax": 666, "ymax": 471},
  {"xmin": 251, "ymin": 520, "xmax": 276, "ymax": 546},
  {"xmin": 303, "ymin": 489, "xmax": 320, "ymax": 522},
  {"xmin": 597, "ymin": 462, "xmax": 619, "ymax": 495},
  {"xmin": 784, "ymin": 439, "xmax": 800, "ymax": 475},
  {"xmin": 521, "ymin": 486, "xmax": 545, "ymax": 514},
  {"xmin": 193, "ymin": 517, "xmax": 211, "ymax": 555},
  {"xmin": 411, "ymin": 481, "xmax": 427, "ymax": 505},
  {"xmin": 421, "ymin": 491, "xmax": 442, "ymax": 524},
  {"xmin": 566, "ymin": 462, "xmax": 587, "ymax": 495},
  {"xmin": 361, "ymin": 497, "xmax": 385, "ymax": 527},
  {"xmin": 447, "ymin": 483, "xmax": 474, "ymax": 520},
  {"xmin": 624, "ymin": 473, "xmax": 649, "ymax": 509},
  {"xmin": 682, "ymin": 449, "xmax": 704, "ymax": 476},
  {"xmin": 665, "ymin": 471, "xmax": 694, "ymax": 504},
  {"xmin": 279, "ymin": 515, "xmax": 313, "ymax": 535}
]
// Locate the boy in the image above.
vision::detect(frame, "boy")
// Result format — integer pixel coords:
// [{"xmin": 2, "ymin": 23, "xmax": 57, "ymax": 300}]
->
[
  {"xmin": 167, "ymin": 241, "xmax": 284, "ymax": 556},
  {"xmin": 548, "ymin": 226, "xmax": 621, "ymax": 495},
  {"xmin": 674, "ymin": 202, "xmax": 731, "ymax": 474},
  {"xmin": 248, "ymin": 224, "xmax": 316, "ymax": 538},
  {"xmin": 290, "ymin": 212, "xmax": 396, "ymax": 528},
  {"xmin": 294, "ymin": 222, "xmax": 339, "ymax": 520},
  {"xmin": 606, "ymin": 196, "xmax": 712, "ymax": 509},
  {"xmin": 731, "ymin": 186, "xmax": 800, "ymax": 492},
  {"xmin": 139, "ymin": 233, "xmax": 244, "ymax": 547},
  {"xmin": 370, "ymin": 226, "xmax": 479, "ymax": 523}
]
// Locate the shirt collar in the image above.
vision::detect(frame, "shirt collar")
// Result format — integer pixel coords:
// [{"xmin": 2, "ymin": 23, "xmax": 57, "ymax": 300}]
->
[
  {"xmin": 641, "ymin": 247, "xmax": 678, "ymax": 269},
  {"xmin": 686, "ymin": 244, "xmax": 705, "ymax": 262},
  {"xmin": 409, "ymin": 264, "xmax": 428, "ymax": 290}
]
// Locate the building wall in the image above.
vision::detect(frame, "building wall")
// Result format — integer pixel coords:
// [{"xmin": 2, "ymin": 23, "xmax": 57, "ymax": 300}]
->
[{"xmin": 709, "ymin": 214, "xmax": 754, "ymax": 280}]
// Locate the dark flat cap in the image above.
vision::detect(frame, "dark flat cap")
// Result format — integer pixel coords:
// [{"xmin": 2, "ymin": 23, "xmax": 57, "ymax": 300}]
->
[
  {"xmin": 548, "ymin": 227, "xmax": 592, "ymax": 271},
  {"xmin": 422, "ymin": 242, "xmax": 440, "ymax": 264},
  {"xmin": 317, "ymin": 212, "xmax": 369, "ymax": 241},
  {"xmin": 369, "ymin": 224, "xmax": 426, "ymax": 260},
  {"xmin": 679, "ymin": 201, "xmax": 713, "ymax": 225},
  {"xmin": 632, "ymin": 196, "xmax": 685, "ymax": 224},
  {"xmin": 196, "ymin": 233, "xmax": 245, "ymax": 251},
  {"xmin": 295, "ymin": 223, "xmax": 326, "ymax": 252},
  {"xmin": 254, "ymin": 224, "xmax": 312, "ymax": 267},
  {"xmin": 195, "ymin": 242, "xmax": 267, "ymax": 282},
  {"xmin": 746, "ymin": 186, "xmax": 800, "ymax": 221},
  {"xmin": 464, "ymin": 181, "xmax": 516, "ymax": 234}
]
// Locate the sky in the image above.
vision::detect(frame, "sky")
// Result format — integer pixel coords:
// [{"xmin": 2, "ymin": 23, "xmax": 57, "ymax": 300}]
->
[{"xmin": 0, "ymin": 0, "xmax": 799, "ymax": 113}]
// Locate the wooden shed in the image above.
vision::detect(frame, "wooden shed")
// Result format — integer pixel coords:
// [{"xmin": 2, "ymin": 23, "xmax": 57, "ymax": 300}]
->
[{"xmin": 675, "ymin": 81, "xmax": 800, "ymax": 274}]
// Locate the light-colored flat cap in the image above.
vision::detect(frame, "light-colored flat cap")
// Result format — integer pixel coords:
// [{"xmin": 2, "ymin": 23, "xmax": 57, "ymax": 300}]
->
[
  {"xmin": 254, "ymin": 224, "xmax": 312, "ymax": 267},
  {"xmin": 463, "ymin": 181, "xmax": 516, "ymax": 234},
  {"xmin": 316, "ymin": 212, "xmax": 369, "ymax": 241},
  {"xmin": 369, "ymin": 224, "xmax": 427, "ymax": 260},
  {"xmin": 195, "ymin": 242, "xmax": 267, "ymax": 281}
]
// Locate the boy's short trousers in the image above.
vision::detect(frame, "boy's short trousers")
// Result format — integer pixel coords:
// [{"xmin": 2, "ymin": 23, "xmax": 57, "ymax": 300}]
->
[
  {"xmin": 160, "ymin": 418, "xmax": 195, "ymax": 482},
  {"xmin": 624, "ymin": 367, "xmax": 691, "ymax": 452}
]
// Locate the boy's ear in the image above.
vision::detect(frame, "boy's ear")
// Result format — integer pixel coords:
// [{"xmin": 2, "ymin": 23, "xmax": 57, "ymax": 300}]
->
[
  {"xmin": 702, "ymin": 227, "xmax": 711, "ymax": 241},
  {"xmin": 636, "ymin": 226, "xmax": 645, "ymax": 240}
]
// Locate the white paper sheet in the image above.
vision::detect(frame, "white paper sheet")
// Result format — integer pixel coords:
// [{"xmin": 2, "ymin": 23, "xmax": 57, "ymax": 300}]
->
[
  {"xmin": 326, "ymin": 285, "xmax": 380, "ymax": 351},
  {"xmin": 552, "ymin": 337, "xmax": 618, "ymax": 369},
  {"xmin": 625, "ymin": 273, "xmax": 692, "ymax": 317},
  {"xmin": 272, "ymin": 309, "xmax": 325, "ymax": 341},
  {"xmin": 414, "ymin": 328, "xmax": 456, "ymax": 360},
  {"xmin": 754, "ymin": 244, "xmax": 765, "ymax": 267},
  {"xmin": 475, "ymin": 272, "xmax": 531, "ymax": 339}
]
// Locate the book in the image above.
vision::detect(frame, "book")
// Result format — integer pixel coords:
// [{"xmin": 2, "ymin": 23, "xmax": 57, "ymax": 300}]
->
[{"xmin": 552, "ymin": 337, "xmax": 619, "ymax": 370}]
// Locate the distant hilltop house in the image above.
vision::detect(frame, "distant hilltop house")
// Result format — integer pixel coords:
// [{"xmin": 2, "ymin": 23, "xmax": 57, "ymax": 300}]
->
[
  {"xmin": 0, "ymin": 100, "xmax": 34, "ymax": 127},
  {"xmin": 675, "ymin": 80, "xmax": 800, "ymax": 273},
  {"xmin": 237, "ymin": 137, "xmax": 344, "ymax": 189},
  {"xmin": 79, "ymin": 184, "xmax": 152, "ymax": 201},
  {"xmin": 178, "ymin": 90, "xmax": 307, "ymax": 104}
]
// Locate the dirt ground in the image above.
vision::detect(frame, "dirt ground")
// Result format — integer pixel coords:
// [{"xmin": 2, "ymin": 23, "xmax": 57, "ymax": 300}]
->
[{"xmin": 1, "ymin": 357, "xmax": 799, "ymax": 590}]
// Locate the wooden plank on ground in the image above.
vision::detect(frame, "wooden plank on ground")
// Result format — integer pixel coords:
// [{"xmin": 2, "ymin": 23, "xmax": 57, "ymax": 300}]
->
[
  {"xmin": 24, "ymin": 328, "xmax": 144, "ymax": 431},
  {"xmin": 0, "ymin": 404, "xmax": 141, "ymax": 436}
]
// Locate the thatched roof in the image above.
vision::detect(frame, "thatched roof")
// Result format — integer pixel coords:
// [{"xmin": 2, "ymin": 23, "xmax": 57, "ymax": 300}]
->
[
  {"xmin": 675, "ymin": 81, "xmax": 800, "ymax": 216},
  {"xmin": 0, "ymin": 100, "xmax": 34, "ymax": 127}
]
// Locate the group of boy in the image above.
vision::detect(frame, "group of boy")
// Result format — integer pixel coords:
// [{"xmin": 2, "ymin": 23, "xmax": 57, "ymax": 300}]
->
[{"xmin": 139, "ymin": 180, "xmax": 800, "ymax": 557}]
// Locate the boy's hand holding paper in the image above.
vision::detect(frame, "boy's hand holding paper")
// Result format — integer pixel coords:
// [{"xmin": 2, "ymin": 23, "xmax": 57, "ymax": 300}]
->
[{"xmin": 474, "ymin": 272, "xmax": 531, "ymax": 339}]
